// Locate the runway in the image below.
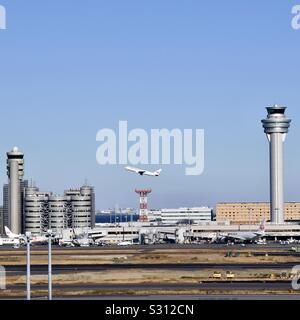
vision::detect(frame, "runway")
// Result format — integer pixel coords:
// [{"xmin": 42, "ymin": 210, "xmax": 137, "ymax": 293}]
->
[
  {"xmin": 0, "ymin": 243, "xmax": 298, "ymax": 252},
  {"xmin": 4, "ymin": 262, "xmax": 297, "ymax": 276},
  {"xmin": 2, "ymin": 294, "xmax": 300, "ymax": 301},
  {"xmin": 1, "ymin": 243, "xmax": 299, "ymax": 300},
  {"xmin": 6, "ymin": 281, "xmax": 297, "ymax": 291}
]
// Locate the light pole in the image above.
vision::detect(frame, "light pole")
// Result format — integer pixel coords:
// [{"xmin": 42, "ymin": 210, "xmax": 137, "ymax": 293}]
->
[
  {"xmin": 188, "ymin": 209, "xmax": 192, "ymax": 243},
  {"xmin": 47, "ymin": 230, "xmax": 53, "ymax": 301},
  {"xmin": 25, "ymin": 231, "xmax": 31, "ymax": 301}
]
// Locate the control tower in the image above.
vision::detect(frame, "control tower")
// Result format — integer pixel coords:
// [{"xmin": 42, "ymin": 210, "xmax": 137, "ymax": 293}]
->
[
  {"xmin": 262, "ymin": 105, "xmax": 291, "ymax": 224},
  {"xmin": 135, "ymin": 189, "xmax": 152, "ymax": 222},
  {"xmin": 7, "ymin": 147, "xmax": 24, "ymax": 234}
]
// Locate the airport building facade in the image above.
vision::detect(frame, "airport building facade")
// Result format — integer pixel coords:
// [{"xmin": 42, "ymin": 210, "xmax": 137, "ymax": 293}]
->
[
  {"xmin": 149, "ymin": 207, "xmax": 213, "ymax": 225},
  {"xmin": 1, "ymin": 147, "xmax": 97, "ymax": 236},
  {"xmin": 0, "ymin": 206, "xmax": 3, "ymax": 236},
  {"xmin": 25, "ymin": 185, "xmax": 95, "ymax": 235},
  {"xmin": 216, "ymin": 202, "xmax": 300, "ymax": 225}
]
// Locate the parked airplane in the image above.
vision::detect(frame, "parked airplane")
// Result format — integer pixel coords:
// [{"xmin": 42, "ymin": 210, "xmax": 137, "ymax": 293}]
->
[
  {"xmin": 73, "ymin": 236, "xmax": 92, "ymax": 247},
  {"xmin": 70, "ymin": 229, "xmax": 93, "ymax": 247},
  {"xmin": 0, "ymin": 238, "xmax": 21, "ymax": 247},
  {"xmin": 59, "ymin": 238, "xmax": 75, "ymax": 247},
  {"xmin": 217, "ymin": 220, "xmax": 266, "ymax": 243},
  {"xmin": 30, "ymin": 235, "xmax": 48, "ymax": 245},
  {"xmin": 125, "ymin": 166, "xmax": 162, "ymax": 177},
  {"xmin": 4, "ymin": 226, "xmax": 22, "ymax": 240},
  {"xmin": 4, "ymin": 226, "xmax": 48, "ymax": 245},
  {"xmin": 117, "ymin": 241, "xmax": 132, "ymax": 247}
]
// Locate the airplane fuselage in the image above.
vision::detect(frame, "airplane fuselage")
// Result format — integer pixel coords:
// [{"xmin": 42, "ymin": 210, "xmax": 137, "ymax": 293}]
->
[
  {"xmin": 125, "ymin": 166, "xmax": 161, "ymax": 177},
  {"xmin": 219, "ymin": 231, "xmax": 265, "ymax": 242}
]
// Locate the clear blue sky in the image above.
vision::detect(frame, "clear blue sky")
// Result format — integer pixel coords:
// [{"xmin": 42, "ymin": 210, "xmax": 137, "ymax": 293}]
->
[{"xmin": 0, "ymin": 1, "xmax": 299, "ymax": 210}]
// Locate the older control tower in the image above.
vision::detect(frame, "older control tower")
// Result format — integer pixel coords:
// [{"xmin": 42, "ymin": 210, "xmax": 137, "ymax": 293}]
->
[
  {"xmin": 7, "ymin": 147, "xmax": 24, "ymax": 234},
  {"xmin": 262, "ymin": 105, "xmax": 291, "ymax": 224}
]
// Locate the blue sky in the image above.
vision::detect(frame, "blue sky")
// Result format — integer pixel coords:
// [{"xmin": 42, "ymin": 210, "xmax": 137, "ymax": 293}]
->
[{"xmin": 0, "ymin": 1, "xmax": 299, "ymax": 210}]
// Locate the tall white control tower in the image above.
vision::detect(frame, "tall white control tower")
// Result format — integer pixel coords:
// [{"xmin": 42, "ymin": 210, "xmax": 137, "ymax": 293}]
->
[
  {"xmin": 7, "ymin": 147, "xmax": 24, "ymax": 234},
  {"xmin": 262, "ymin": 106, "xmax": 291, "ymax": 224}
]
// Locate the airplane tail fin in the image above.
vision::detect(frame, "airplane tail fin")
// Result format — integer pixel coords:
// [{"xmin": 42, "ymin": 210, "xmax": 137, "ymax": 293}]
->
[
  {"xmin": 156, "ymin": 169, "xmax": 162, "ymax": 175},
  {"xmin": 259, "ymin": 219, "xmax": 266, "ymax": 232},
  {"xmin": 4, "ymin": 226, "xmax": 14, "ymax": 238}
]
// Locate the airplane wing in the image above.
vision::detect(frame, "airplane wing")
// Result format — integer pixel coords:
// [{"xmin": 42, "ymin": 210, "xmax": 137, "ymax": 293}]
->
[
  {"xmin": 225, "ymin": 234, "xmax": 246, "ymax": 241},
  {"xmin": 254, "ymin": 232, "xmax": 267, "ymax": 237},
  {"xmin": 125, "ymin": 166, "xmax": 146, "ymax": 175}
]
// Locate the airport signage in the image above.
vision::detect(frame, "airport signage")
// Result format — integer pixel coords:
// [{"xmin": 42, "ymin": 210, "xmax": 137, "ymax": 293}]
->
[
  {"xmin": 0, "ymin": 266, "xmax": 6, "ymax": 290},
  {"xmin": 292, "ymin": 265, "xmax": 300, "ymax": 290}
]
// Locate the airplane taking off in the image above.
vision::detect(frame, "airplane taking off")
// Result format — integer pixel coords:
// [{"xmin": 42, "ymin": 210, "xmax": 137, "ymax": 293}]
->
[
  {"xmin": 125, "ymin": 166, "xmax": 162, "ymax": 177},
  {"xmin": 217, "ymin": 220, "xmax": 266, "ymax": 243}
]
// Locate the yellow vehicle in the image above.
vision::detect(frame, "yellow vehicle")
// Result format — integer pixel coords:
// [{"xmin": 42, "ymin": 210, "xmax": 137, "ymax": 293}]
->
[
  {"xmin": 212, "ymin": 272, "xmax": 222, "ymax": 279},
  {"xmin": 226, "ymin": 271, "xmax": 235, "ymax": 279}
]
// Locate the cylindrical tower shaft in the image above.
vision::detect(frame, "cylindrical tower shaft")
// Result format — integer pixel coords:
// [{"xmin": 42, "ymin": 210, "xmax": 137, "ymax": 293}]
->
[
  {"xmin": 7, "ymin": 147, "xmax": 24, "ymax": 234},
  {"xmin": 270, "ymin": 133, "xmax": 284, "ymax": 224},
  {"xmin": 262, "ymin": 105, "xmax": 291, "ymax": 224},
  {"xmin": 9, "ymin": 161, "xmax": 21, "ymax": 233}
]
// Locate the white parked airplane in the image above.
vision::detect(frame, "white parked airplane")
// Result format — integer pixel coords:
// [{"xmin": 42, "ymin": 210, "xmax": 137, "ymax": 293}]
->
[
  {"xmin": 0, "ymin": 238, "xmax": 21, "ymax": 247},
  {"xmin": 30, "ymin": 235, "xmax": 48, "ymax": 245},
  {"xmin": 4, "ymin": 226, "xmax": 48, "ymax": 245},
  {"xmin": 117, "ymin": 241, "xmax": 132, "ymax": 247},
  {"xmin": 59, "ymin": 238, "xmax": 75, "ymax": 247},
  {"xmin": 4, "ymin": 226, "xmax": 22, "ymax": 240},
  {"xmin": 125, "ymin": 166, "xmax": 162, "ymax": 177},
  {"xmin": 73, "ymin": 235, "xmax": 93, "ymax": 247},
  {"xmin": 217, "ymin": 220, "xmax": 266, "ymax": 243}
]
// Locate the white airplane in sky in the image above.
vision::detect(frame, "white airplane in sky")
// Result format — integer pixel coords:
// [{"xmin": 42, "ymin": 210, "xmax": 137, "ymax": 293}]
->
[{"xmin": 125, "ymin": 166, "xmax": 162, "ymax": 177}]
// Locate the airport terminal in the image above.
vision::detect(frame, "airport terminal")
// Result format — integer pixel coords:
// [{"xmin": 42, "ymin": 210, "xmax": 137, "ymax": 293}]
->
[
  {"xmin": 0, "ymin": 106, "xmax": 300, "ymax": 247},
  {"xmin": 0, "ymin": 106, "xmax": 300, "ymax": 299}
]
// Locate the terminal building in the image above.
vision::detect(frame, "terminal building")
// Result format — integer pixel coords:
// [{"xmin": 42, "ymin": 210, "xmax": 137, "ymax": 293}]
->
[
  {"xmin": 0, "ymin": 147, "xmax": 96, "ymax": 236},
  {"xmin": 81, "ymin": 220, "xmax": 300, "ymax": 245},
  {"xmin": 65, "ymin": 186, "xmax": 96, "ymax": 229},
  {"xmin": 24, "ymin": 187, "xmax": 51, "ymax": 235},
  {"xmin": 148, "ymin": 207, "xmax": 213, "ymax": 225},
  {"xmin": 24, "ymin": 184, "xmax": 95, "ymax": 235},
  {"xmin": 216, "ymin": 202, "xmax": 300, "ymax": 225}
]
